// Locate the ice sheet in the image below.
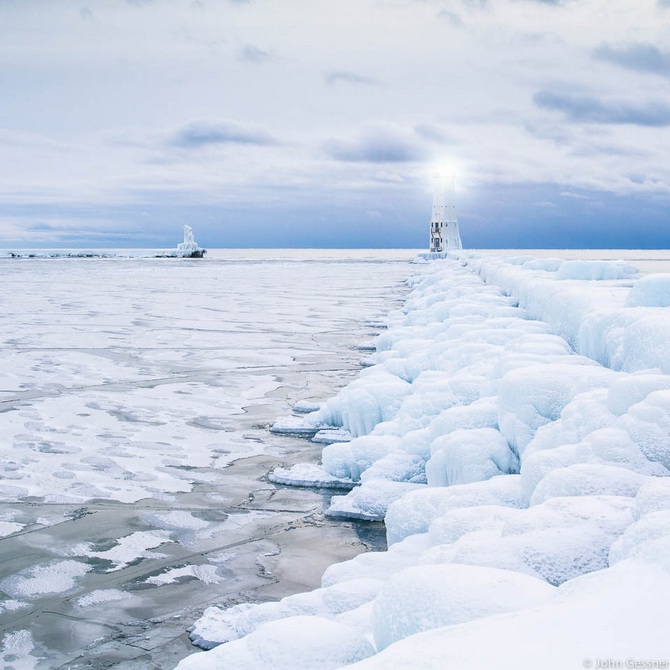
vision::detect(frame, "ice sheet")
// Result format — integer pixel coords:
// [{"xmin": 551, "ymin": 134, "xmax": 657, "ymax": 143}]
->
[{"xmin": 0, "ymin": 252, "xmax": 410, "ymax": 667}]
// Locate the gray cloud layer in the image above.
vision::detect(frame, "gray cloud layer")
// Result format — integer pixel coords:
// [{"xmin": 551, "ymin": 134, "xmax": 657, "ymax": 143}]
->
[
  {"xmin": 594, "ymin": 43, "xmax": 670, "ymax": 76},
  {"xmin": 323, "ymin": 127, "xmax": 427, "ymax": 163},
  {"xmin": 168, "ymin": 120, "xmax": 276, "ymax": 148},
  {"xmin": 534, "ymin": 90, "xmax": 670, "ymax": 127},
  {"xmin": 238, "ymin": 44, "xmax": 273, "ymax": 63},
  {"xmin": 324, "ymin": 71, "xmax": 377, "ymax": 86}
]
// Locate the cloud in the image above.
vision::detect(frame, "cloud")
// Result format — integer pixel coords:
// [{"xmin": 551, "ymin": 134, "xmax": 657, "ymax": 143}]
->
[
  {"xmin": 79, "ymin": 7, "xmax": 93, "ymax": 21},
  {"xmin": 593, "ymin": 42, "xmax": 670, "ymax": 76},
  {"xmin": 533, "ymin": 90, "xmax": 670, "ymax": 127},
  {"xmin": 436, "ymin": 10, "xmax": 463, "ymax": 26},
  {"xmin": 325, "ymin": 71, "xmax": 377, "ymax": 86},
  {"xmin": 323, "ymin": 126, "xmax": 426, "ymax": 163},
  {"xmin": 168, "ymin": 120, "xmax": 276, "ymax": 148},
  {"xmin": 0, "ymin": 129, "xmax": 66, "ymax": 151},
  {"xmin": 414, "ymin": 122, "xmax": 454, "ymax": 145},
  {"xmin": 237, "ymin": 44, "xmax": 273, "ymax": 63},
  {"xmin": 462, "ymin": 0, "xmax": 566, "ymax": 5}
]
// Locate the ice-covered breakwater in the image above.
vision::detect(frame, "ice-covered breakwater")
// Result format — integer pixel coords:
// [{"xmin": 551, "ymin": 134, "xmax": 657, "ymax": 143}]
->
[
  {"xmin": 179, "ymin": 253, "xmax": 670, "ymax": 670},
  {"xmin": 2, "ymin": 227, "xmax": 206, "ymax": 259}
]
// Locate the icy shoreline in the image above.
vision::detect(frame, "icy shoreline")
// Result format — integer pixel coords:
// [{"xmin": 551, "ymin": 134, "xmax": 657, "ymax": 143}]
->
[{"xmin": 178, "ymin": 253, "xmax": 670, "ymax": 670}]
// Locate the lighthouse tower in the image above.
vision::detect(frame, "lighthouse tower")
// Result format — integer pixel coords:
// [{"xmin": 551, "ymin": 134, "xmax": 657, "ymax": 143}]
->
[{"xmin": 429, "ymin": 172, "xmax": 462, "ymax": 254}]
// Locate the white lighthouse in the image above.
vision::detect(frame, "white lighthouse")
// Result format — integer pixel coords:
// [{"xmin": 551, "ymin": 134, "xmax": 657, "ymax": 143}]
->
[{"xmin": 429, "ymin": 172, "xmax": 462, "ymax": 255}]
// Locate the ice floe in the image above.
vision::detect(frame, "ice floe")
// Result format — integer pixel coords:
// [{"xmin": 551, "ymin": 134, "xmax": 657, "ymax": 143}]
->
[
  {"xmin": 146, "ymin": 564, "xmax": 223, "ymax": 586},
  {"xmin": 1, "ymin": 560, "xmax": 91, "ymax": 598}
]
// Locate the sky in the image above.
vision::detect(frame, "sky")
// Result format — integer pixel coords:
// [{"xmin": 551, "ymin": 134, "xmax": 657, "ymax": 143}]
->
[{"xmin": 1, "ymin": 0, "xmax": 669, "ymax": 249}]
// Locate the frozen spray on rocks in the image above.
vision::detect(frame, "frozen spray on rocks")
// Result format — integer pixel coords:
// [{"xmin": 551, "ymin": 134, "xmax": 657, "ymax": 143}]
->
[{"xmin": 177, "ymin": 254, "xmax": 670, "ymax": 670}]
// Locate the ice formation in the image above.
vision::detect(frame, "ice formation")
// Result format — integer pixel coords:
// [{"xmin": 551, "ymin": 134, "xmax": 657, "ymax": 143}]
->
[
  {"xmin": 176, "ymin": 225, "xmax": 206, "ymax": 257},
  {"xmin": 179, "ymin": 254, "xmax": 670, "ymax": 670}
]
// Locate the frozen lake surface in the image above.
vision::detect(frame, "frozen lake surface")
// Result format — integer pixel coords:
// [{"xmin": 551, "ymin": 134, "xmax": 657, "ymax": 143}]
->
[
  {"xmin": 1, "ymin": 248, "xmax": 668, "ymax": 669},
  {"xmin": 0, "ymin": 250, "xmax": 412, "ymax": 669}
]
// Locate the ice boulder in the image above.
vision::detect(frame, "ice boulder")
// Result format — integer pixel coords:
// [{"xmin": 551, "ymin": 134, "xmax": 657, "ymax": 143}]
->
[
  {"xmin": 522, "ymin": 257, "xmax": 564, "ymax": 272},
  {"xmin": 619, "ymin": 390, "xmax": 670, "ymax": 469},
  {"xmin": 359, "ymin": 451, "xmax": 426, "ymax": 484},
  {"xmin": 633, "ymin": 477, "xmax": 670, "ymax": 520},
  {"xmin": 344, "ymin": 559, "xmax": 670, "ymax": 670},
  {"xmin": 606, "ymin": 374, "xmax": 670, "ymax": 416},
  {"xmin": 422, "ymin": 495, "xmax": 633, "ymax": 586},
  {"xmin": 322, "ymin": 435, "xmax": 401, "ymax": 482},
  {"xmin": 326, "ymin": 480, "xmax": 424, "ymax": 521},
  {"xmin": 426, "ymin": 427, "xmax": 518, "ymax": 487},
  {"xmin": 529, "ymin": 463, "xmax": 647, "ymax": 505},
  {"xmin": 385, "ymin": 475, "xmax": 524, "ymax": 546},
  {"xmin": 555, "ymin": 259, "xmax": 638, "ymax": 281},
  {"xmin": 176, "ymin": 616, "xmax": 374, "ymax": 670},
  {"xmin": 427, "ymin": 397, "xmax": 499, "ymax": 437},
  {"xmin": 399, "ymin": 397, "xmax": 499, "ymax": 462},
  {"xmin": 524, "ymin": 388, "xmax": 615, "ymax": 457},
  {"xmin": 520, "ymin": 444, "xmax": 580, "ymax": 503},
  {"xmin": 609, "ymin": 510, "xmax": 670, "ymax": 567},
  {"xmin": 322, "ymin": 534, "xmax": 432, "ymax": 587},
  {"xmin": 389, "ymin": 372, "xmax": 486, "ymax": 434},
  {"xmin": 505, "ymin": 254, "xmax": 536, "ymax": 265},
  {"xmin": 308, "ymin": 371, "xmax": 412, "ymax": 437},
  {"xmin": 579, "ymin": 427, "xmax": 670, "ymax": 476},
  {"xmin": 428, "ymin": 505, "xmax": 522, "ymax": 547},
  {"xmin": 626, "ymin": 273, "xmax": 670, "ymax": 307},
  {"xmin": 189, "ymin": 578, "xmax": 382, "ymax": 649},
  {"xmin": 621, "ymin": 313, "xmax": 670, "ymax": 374},
  {"xmin": 498, "ymin": 363, "xmax": 617, "ymax": 456},
  {"xmin": 372, "ymin": 564, "xmax": 554, "ymax": 650}
]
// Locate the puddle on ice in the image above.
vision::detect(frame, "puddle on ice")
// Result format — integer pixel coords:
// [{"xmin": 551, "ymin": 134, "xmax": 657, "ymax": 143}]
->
[{"xmin": 0, "ymin": 252, "xmax": 408, "ymax": 669}]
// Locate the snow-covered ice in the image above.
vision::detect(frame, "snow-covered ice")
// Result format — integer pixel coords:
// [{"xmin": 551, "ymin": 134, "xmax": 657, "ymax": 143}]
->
[
  {"xmin": 0, "ymin": 630, "xmax": 39, "ymax": 670},
  {"xmin": 70, "ymin": 530, "xmax": 171, "ymax": 571},
  {"xmin": 0, "ymin": 250, "xmax": 410, "ymax": 668},
  {"xmin": 371, "ymin": 563, "xmax": 554, "ymax": 650},
  {"xmin": 178, "ymin": 616, "xmax": 375, "ymax": 670},
  {"xmin": 269, "ymin": 463, "xmax": 356, "ymax": 489},
  {"xmin": 146, "ymin": 564, "xmax": 223, "ymax": 586},
  {"xmin": 1, "ymin": 560, "xmax": 91, "ymax": 598},
  {"xmin": 183, "ymin": 251, "xmax": 670, "ymax": 670},
  {"xmin": 75, "ymin": 588, "xmax": 135, "ymax": 608},
  {"xmin": 345, "ymin": 558, "xmax": 670, "ymax": 670}
]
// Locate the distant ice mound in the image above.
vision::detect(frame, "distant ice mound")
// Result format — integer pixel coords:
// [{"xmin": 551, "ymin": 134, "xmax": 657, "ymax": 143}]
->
[
  {"xmin": 626, "ymin": 274, "xmax": 670, "ymax": 307},
  {"xmin": 176, "ymin": 225, "xmax": 206, "ymax": 258},
  {"xmin": 555, "ymin": 259, "xmax": 638, "ymax": 281}
]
